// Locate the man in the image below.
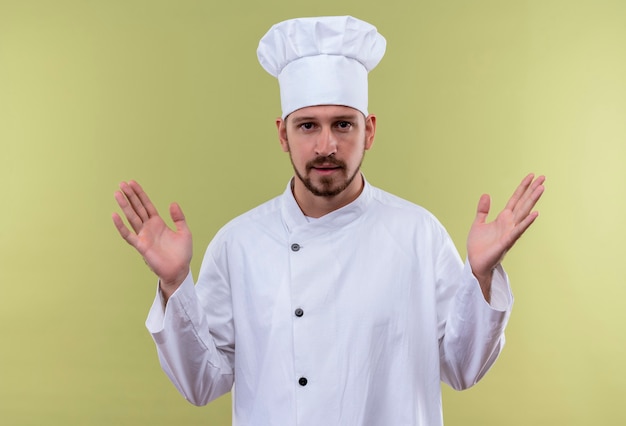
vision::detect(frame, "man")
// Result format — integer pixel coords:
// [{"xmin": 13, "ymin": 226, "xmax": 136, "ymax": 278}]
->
[{"xmin": 113, "ymin": 16, "xmax": 544, "ymax": 425}]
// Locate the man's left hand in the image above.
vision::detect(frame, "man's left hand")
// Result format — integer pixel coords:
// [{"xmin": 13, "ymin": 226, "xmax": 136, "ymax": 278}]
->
[{"xmin": 467, "ymin": 173, "xmax": 546, "ymax": 302}]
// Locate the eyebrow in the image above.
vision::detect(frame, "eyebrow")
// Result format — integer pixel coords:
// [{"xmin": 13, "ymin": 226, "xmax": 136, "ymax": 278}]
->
[{"xmin": 290, "ymin": 114, "xmax": 360, "ymax": 125}]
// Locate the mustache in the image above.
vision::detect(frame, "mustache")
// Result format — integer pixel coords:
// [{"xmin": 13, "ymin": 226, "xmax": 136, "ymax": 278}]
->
[{"xmin": 306, "ymin": 156, "xmax": 346, "ymax": 171}]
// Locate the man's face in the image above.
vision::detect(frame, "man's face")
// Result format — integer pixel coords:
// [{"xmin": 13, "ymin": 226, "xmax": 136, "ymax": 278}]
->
[{"xmin": 277, "ymin": 105, "xmax": 376, "ymax": 198}]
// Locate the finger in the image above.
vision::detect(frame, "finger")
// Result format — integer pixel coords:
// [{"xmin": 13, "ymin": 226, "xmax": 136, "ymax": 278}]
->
[
  {"xmin": 505, "ymin": 210, "xmax": 540, "ymax": 248},
  {"xmin": 114, "ymin": 189, "xmax": 144, "ymax": 234},
  {"xmin": 170, "ymin": 202, "xmax": 190, "ymax": 234},
  {"xmin": 119, "ymin": 181, "xmax": 152, "ymax": 223},
  {"xmin": 515, "ymin": 175, "xmax": 545, "ymax": 209},
  {"xmin": 128, "ymin": 180, "xmax": 160, "ymax": 218},
  {"xmin": 513, "ymin": 177, "xmax": 545, "ymax": 223},
  {"xmin": 112, "ymin": 212, "xmax": 139, "ymax": 248},
  {"xmin": 504, "ymin": 173, "xmax": 535, "ymax": 212},
  {"xmin": 474, "ymin": 194, "xmax": 491, "ymax": 225}
]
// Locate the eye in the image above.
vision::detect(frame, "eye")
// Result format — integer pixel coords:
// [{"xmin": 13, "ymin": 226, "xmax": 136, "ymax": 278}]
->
[
  {"xmin": 300, "ymin": 122, "xmax": 315, "ymax": 131},
  {"xmin": 336, "ymin": 121, "xmax": 352, "ymax": 130}
]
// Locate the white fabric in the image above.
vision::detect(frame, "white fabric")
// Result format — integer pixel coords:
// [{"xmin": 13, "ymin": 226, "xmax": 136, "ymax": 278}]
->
[
  {"xmin": 146, "ymin": 178, "xmax": 513, "ymax": 426},
  {"xmin": 257, "ymin": 16, "xmax": 386, "ymax": 118}
]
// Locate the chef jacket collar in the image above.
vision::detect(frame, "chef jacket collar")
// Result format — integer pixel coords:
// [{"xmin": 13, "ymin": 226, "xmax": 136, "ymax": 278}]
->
[{"xmin": 281, "ymin": 174, "xmax": 372, "ymax": 236}]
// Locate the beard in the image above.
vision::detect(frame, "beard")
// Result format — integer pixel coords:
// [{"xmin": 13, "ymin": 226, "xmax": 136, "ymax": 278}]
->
[{"xmin": 291, "ymin": 152, "xmax": 364, "ymax": 198}]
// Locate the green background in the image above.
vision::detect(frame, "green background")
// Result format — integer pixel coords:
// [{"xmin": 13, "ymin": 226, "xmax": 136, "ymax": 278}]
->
[{"xmin": 1, "ymin": 0, "xmax": 625, "ymax": 424}]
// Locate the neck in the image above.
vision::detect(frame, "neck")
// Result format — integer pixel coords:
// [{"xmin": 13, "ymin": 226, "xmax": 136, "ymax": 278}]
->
[{"xmin": 291, "ymin": 174, "xmax": 365, "ymax": 218}]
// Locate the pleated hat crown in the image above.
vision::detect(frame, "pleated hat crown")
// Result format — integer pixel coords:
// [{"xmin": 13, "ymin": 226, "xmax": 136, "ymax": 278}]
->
[{"xmin": 257, "ymin": 16, "xmax": 386, "ymax": 118}]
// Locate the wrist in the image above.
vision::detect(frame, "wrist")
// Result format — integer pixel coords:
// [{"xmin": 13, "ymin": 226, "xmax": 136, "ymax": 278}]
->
[
  {"xmin": 472, "ymin": 270, "xmax": 493, "ymax": 303},
  {"xmin": 159, "ymin": 268, "xmax": 190, "ymax": 301}
]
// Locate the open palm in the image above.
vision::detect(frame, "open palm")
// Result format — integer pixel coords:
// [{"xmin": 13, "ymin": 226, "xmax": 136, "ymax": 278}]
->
[
  {"xmin": 467, "ymin": 174, "xmax": 545, "ymax": 291},
  {"xmin": 112, "ymin": 181, "xmax": 192, "ymax": 290}
]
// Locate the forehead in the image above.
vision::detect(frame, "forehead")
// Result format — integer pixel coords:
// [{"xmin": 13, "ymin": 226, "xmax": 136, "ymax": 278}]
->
[{"xmin": 287, "ymin": 105, "xmax": 364, "ymax": 122}]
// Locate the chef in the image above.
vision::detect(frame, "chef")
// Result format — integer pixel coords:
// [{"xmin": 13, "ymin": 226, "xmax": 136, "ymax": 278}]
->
[{"xmin": 113, "ymin": 15, "xmax": 545, "ymax": 426}]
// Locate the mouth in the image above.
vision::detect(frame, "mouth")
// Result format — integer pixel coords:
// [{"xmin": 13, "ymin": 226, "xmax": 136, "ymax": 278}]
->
[
  {"xmin": 307, "ymin": 156, "xmax": 345, "ymax": 174},
  {"xmin": 311, "ymin": 164, "xmax": 342, "ymax": 175},
  {"xmin": 313, "ymin": 163, "xmax": 341, "ymax": 170}
]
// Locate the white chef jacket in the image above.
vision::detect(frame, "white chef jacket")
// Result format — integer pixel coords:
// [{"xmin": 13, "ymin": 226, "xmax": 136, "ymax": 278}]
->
[{"xmin": 146, "ymin": 178, "xmax": 513, "ymax": 426}]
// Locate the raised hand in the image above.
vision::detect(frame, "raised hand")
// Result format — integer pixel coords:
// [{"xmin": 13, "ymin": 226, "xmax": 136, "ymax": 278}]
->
[
  {"xmin": 467, "ymin": 174, "xmax": 545, "ymax": 301},
  {"xmin": 112, "ymin": 181, "xmax": 192, "ymax": 297}
]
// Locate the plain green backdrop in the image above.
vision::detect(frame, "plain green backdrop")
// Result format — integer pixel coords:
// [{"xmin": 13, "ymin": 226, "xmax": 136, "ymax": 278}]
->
[{"xmin": 1, "ymin": 0, "xmax": 625, "ymax": 424}]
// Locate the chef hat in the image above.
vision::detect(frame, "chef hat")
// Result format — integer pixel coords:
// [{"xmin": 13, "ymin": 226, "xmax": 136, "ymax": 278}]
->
[{"xmin": 257, "ymin": 16, "xmax": 386, "ymax": 118}]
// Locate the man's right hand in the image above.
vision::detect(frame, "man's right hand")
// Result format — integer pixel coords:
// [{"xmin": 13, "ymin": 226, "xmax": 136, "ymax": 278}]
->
[{"xmin": 112, "ymin": 180, "xmax": 192, "ymax": 301}]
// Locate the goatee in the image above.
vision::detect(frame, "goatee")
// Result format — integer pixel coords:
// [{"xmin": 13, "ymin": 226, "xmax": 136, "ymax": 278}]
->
[{"xmin": 294, "ymin": 155, "xmax": 361, "ymax": 198}]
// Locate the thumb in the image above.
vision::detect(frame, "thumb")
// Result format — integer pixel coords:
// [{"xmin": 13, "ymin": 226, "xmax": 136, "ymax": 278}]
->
[
  {"xmin": 474, "ymin": 194, "xmax": 491, "ymax": 225},
  {"xmin": 169, "ymin": 202, "xmax": 190, "ymax": 233}
]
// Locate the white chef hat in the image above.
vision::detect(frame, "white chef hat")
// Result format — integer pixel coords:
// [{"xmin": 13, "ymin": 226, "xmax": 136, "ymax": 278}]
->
[{"xmin": 257, "ymin": 16, "xmax": 386, "ymax": 119}]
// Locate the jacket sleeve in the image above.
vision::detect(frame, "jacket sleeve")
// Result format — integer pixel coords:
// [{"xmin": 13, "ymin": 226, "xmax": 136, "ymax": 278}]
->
[
  {"xmin": 145, "ymin": 245, "xmax": 235, "ymax": 406},
  {"xmin": 437, "ymin": 242, "xmax": 513, "ymax": 390}
]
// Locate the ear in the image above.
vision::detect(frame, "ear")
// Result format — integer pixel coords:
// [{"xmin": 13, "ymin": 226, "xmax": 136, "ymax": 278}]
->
[
  {"xmin": 276, "ymin": 117, "xmax": 289, "ymax": 152},
  {"xmin": 364, "ymin": 114, "xmax": 376, "ymax": 151}
]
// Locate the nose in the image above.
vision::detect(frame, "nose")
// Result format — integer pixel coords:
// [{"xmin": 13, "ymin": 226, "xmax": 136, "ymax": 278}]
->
[{"xmin": 315, "ymin": 127, "xmax": 337, "ymax": 157}]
